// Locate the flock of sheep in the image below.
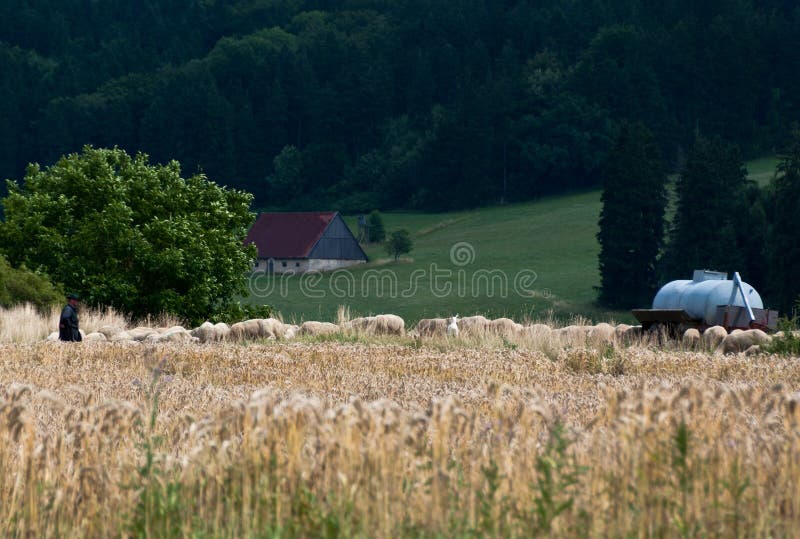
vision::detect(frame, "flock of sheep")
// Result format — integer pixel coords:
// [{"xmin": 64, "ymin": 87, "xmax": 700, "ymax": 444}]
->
[{"xmin": 45, "ymin": 313, "xmax": 781, "ymax": 355}]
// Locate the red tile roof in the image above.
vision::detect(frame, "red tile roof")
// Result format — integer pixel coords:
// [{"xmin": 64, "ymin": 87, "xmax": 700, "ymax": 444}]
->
[{"xmin": 245, "ymin": 212, "xmax": 338, "ymax": 258}]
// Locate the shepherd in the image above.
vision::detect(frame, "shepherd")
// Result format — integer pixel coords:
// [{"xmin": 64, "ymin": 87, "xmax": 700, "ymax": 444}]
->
[{"xmin": 59, "ymin": 293, "xmax": 82, "ymax": 342}]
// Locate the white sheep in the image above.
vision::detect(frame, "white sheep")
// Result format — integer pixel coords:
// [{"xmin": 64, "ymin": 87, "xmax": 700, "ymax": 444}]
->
[
  {"xmin": 298, "ymin": 321, "xmax": 340, "ymax": 336},
  {"xmin": 83, "ymin": 332, "xmax": 107, "ymax": 343},
  {"xmin": 128, "ymin": 327, "xmax": 159, "ymax": 341},
  {"xmin": 490, "ymin": 318, "xmax": 523, "ymax": 338},
  {"xmin": 283, "ymin": 324, "xmax": 300, "ymax": 339},
  {"xmin": 682, "ymin": 328, "xmax": 701, "ymax": 349},
  {"xmin": 416, "ymin": 318, "xmax": 448, "ymax": 337},
  {"xmin": 447, "ymin": 316, "xmax": 459, "ymax": 338},
  {"xmin": 702, "ymin": 326, "xmax": 728, "ymax": 351},
  {"xmin": 459, "ymin": 315, "xmax": 490, "ymax": 336}
]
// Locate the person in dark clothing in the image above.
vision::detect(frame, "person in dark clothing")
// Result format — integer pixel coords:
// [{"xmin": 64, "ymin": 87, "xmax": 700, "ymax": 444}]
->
[{"xmin": 59, "ymin": 293, "xmax": 82, "ymax": 342}]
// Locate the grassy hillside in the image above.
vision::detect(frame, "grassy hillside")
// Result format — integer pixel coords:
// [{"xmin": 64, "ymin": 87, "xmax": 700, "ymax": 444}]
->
[
  {"xmin": 247, "ymin": 190, "xmax": 612, "ymax": 324},
  {"xmin": 246, "ymin": 158, "xmax": 779, "ymax": 324}
]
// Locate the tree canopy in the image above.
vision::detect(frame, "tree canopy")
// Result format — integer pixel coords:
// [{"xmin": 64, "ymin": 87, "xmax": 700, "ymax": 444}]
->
[
  {"xmin": 0, "ymin": 146, "xmax": 256, "ymax": 323},
  {"xmin": 1, "ymin": 0, "xmax": 797, "ymax": 212}
]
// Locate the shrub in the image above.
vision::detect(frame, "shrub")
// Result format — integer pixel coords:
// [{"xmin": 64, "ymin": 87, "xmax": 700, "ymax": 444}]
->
[
  {"xmin": 764, "ymin": 316, "xmax": 800, "ymax": 356},
  {"xmin": 385, "ymin": 229, "xmax": 413, "ymax": 260},
  {"xmin": 0, "ymin": 255, "xmax": 62, "ymax": 312}
]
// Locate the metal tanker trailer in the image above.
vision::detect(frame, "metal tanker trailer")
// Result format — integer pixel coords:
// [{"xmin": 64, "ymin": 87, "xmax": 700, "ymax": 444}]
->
[{"xmin": 633, "ymin": 270, "xmax": 778, "ymax": 332}]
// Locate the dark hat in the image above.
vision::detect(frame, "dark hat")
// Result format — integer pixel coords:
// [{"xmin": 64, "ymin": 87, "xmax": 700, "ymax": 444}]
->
[{"xmin": 66, "ymin": 293, "xmax": 80, "ymax": 301}]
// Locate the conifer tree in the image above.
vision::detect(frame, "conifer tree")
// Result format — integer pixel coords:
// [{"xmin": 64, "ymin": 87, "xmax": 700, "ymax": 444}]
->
[
  {"xmin": 768, "ymin": 131, "xmax": 800, "ymax": 315},
  {"xmin": 597, "ymin": 123, "xmax": 667, "ymax": 308},
  {"xmin": 665, "ymin": 137, "xmax": 751, "ymax": 279}
]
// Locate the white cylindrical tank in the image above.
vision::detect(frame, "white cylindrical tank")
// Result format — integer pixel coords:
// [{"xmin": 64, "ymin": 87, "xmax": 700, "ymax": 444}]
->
[{"xmin": 653, "ymin": 270, "xmax": 764, "ymax": 325}]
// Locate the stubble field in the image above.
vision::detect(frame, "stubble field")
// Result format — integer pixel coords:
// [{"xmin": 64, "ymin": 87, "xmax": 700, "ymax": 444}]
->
[{"xmin": 2, "ymin": 331, "xmax": 800, "ymax": 537}]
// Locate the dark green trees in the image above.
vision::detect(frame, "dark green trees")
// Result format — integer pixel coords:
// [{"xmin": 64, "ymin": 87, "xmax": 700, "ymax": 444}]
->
[
  {"xmin": 597, "ymin": 123, "xmax": 667, "ymax": 308},
  {"xmin": 768, "ymin": 132, "xmax": 800, "ymax": 315},
  {"xmin": 0, "ymin": 147, "xmax": 256, "ymax": 323},
  {"xmin": 664, "ymin": 137, "xmax": 765, "ymax": 284},
  {"xmin": 1, "ymin": 1, "xmax": 797, "ymax": 212}
]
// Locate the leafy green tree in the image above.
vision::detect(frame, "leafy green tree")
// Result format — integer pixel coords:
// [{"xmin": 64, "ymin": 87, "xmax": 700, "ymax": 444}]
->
[
  {"xmin": 664, "ymin": 137, "xmax": 753, "ymax": 280},
  {"xmin": 385, "ymin": 229, "xmax": 413, "ymax": 261},
  {"xmin": 368, "ymin": 210, "xmax": 386, "ymax": 243},
  {"xmin": 768, "ymin": 132, "xmax": 800, "ymax": 314},
  {"xmin": 0, "ymin": 255, "xmax": 63, "ymax": 312},
  {"xmin": 0, "ymin": 146, "xmax": 256, "ymax": 324},
  {"xmin": 597, "ymin": 123, "xmax": 667, "ymax": 308}
]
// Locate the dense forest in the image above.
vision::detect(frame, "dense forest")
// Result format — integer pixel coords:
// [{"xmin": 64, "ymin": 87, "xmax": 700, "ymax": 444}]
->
[{"xmin": 2, "ymin": 0, "xmax": 799, "ymax": 211}]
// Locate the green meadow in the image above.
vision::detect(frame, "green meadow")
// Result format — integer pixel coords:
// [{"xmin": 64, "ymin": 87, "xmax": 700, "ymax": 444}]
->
[{"xmin": 247, "ymin": 190, "xmax": 613, "ymax": 324}]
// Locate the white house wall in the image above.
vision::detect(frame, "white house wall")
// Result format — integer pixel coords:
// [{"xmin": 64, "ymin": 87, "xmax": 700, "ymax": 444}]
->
[{"xmin": 253, "ymin": 258, "xmax": 366, "ymax": 274}]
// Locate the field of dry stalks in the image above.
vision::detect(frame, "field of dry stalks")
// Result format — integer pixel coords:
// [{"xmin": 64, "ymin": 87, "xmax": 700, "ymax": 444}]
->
[{"xmin": 2, "ymin": 306, "xmax": 800, "ymax": 537}]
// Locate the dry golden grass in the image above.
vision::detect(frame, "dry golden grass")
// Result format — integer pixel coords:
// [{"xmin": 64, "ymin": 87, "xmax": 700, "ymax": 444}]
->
[
  {"xmin": 1, "ymin": 336, "xmax": 800, "ymax": 537},
  {"xmin": 0, "ymin": 303, "xmax": 184, "ymax": 343}
]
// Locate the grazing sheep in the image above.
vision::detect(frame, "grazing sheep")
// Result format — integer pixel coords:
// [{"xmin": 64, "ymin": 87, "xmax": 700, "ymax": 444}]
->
[
  {"xmin": 191, "ymin": 322, "xmax": 219, "ymax": 343},
  {"xmin": 745, "ymin": 345, "xmax": 761, "ymax": 356},
  {"xmin": 614, "ymin": 324, "xmax": 632, "ymax": 341},
  {"xmin": 84, "ymin": 332, "xmax": 107, "ymax": 343},
  {"xmin": 110, "ymin": 331, "xmax": 134, "ymax": 343},
  {"xmin": 161, "ymin": 325, "xmax": 187, "ymax": 334},
  {"xmin": 490, "ymin": 318, "xmax": 523, "ymax": 338},
  {"xmin": 519, "ymin": 324, "xmax": 551, "ymax": 342},
  {"xmin": 557, "ymin": 325, "xmax": 592, "ymax": 344},
  {"xmin": 346, "ymin": 316, "xmax": 373, "ymax": 332},
  {"xmin": 348, "ymin": 314, "xmax": 405, "ymax": 336},
  {"xmin": 459, "ymin": 315, "xmax": 490, "ymax": 336},
  {"xmin": 298, "ymin": 321, "xmax": 340, "ymax": 336},
  {"xmin": 377, "ymin": 314, "xmax": 405, "ymax": 335},
  {"xmin": 447, "ymin": 316, "xmax": 460, "ymax": 338},
  {"xmin": 213, "ymin": 322, "xmax": 231, "ymax": 341},
  {"xmin": 158, "ymin": 327, "xmax": 195, "ymax": 343},
  {"xmin": 191, "ymin": 322, "xmax": 232, "ymax": 343},
  {"xmin": 97, "ymin": 325, "xmax": 125, "ymax": 339},
  {"xmin": 722, "ymin": 329, "xmax": 772, "ymax": 355},
  {"xmin": 128, "ymin": 327, "xmax": 159, "ymax": 342},
  {"xmin": 229, "ymin": 319, "xmax": 266, "ymax": 341},
  {"xmin": 283, "ymin": 324, "xmax": 300, "ymax": 340},
  {"xmin": 588, "ymin": 323, "xmax": 615, "ymax": 346},
  {"xmin": 416, "ymin": 318, "xmax": 448, "ymax": 337},
  {"xmin": 526, "ymin": 323, "xmax": 552, "ymax": 336},
  {"xmin": 256, "ymin": 318, "xmax": 287, "ymax": 339},
  {"xmin": 702, "ymin": 326, "xmax": 728, "ymax": 350},
  {"xmin": 682, "ymin": 328, "xmax": 701, "ymax": 349}
]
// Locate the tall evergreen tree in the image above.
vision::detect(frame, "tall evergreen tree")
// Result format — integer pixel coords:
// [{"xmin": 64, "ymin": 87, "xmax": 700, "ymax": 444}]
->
[
  {"xmin": 665, "ymin": 136, "xmax": 752, "ymax": 279},
  {"xmin": 597, "ymin": 123, "xmax": 667, "ymax": 308},
  {"xmin": 768, "ymin": 131, "xmax": 800, "ymax": 315}
]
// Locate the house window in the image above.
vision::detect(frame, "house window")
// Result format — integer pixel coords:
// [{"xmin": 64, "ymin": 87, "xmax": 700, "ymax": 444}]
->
[
  {"xmin": 295, "ymin": 262, "xmax": 300, "ymax": 267},
  {"xmin": 281, "ymin": 261, "xmax": 287, "ymax": 267}
]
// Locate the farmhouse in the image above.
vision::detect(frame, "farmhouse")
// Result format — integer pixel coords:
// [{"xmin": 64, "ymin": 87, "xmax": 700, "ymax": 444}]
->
[{"xmin": 245, "ymin": 211, "xmax": 368, "ymax": 273}]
